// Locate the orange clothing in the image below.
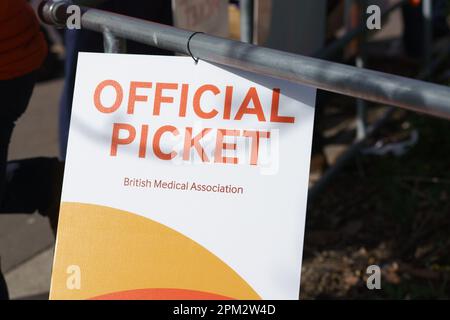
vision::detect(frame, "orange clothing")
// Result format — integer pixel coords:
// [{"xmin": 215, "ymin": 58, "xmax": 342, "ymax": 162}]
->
[{"xmin": 0, "ymin": 0, "xmax": 48, "ymax": 80}]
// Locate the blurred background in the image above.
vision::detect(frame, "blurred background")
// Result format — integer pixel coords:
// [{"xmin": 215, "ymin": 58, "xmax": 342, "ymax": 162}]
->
[{"xmin": 1, "ymin": 0, "xmax": 449, "ymax": 299}]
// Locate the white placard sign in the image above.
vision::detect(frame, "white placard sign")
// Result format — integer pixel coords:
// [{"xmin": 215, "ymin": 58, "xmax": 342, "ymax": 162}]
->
[{"xmin": 50, "ymin": 53, "xmax": 316, "ymax": 300}]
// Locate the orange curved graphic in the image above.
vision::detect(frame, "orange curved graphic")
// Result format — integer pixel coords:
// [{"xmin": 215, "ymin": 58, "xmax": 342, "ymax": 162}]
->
[
  {"xmin": 50, "ymin": 202, "xmax": 260, "ymax": 300},
  {"xmin": 91, "ymin": 288, "xmax": 233, "ymax": 300}
]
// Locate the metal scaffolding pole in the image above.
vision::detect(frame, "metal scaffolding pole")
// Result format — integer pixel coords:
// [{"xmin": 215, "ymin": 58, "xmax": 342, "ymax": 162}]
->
[
  {"xmin": 355, "ymin": 0, "xmax": 368, "ymax": 140},
  {"xmin": 422, "ymin": 0, "xmax": 433, "ymax": 66},
  {"xmin": 240, "ymin": 0, "xmax": 254, "ymax": 44}
]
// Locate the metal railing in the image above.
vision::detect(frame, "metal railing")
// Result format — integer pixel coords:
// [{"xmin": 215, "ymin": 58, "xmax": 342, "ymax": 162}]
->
[
  {"xmin": 39, "ymin": 0, "xmax": 450, "ymax": 121},
  {"xmin": 39, "ymin": 0, "xmax": 450, "ymax": 202}
]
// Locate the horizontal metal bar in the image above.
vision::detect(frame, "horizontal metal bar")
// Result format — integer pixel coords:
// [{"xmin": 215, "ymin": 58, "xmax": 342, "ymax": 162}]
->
[
  {"xmin": 39, "ymin": 0, "xmax": 450, "ymax": 120},
  {"xmin": 240, "ymin": 0, "xmax": 254, "ymax": 44}
]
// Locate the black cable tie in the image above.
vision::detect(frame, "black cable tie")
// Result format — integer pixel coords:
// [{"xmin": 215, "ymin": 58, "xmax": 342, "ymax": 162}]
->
[{"xmin": 187, "ymin": 31, "xmax": 203, "ymax": 64}]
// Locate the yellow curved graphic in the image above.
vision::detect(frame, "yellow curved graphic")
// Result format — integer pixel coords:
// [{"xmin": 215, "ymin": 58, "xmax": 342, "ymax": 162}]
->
[{"xmin": 50, "ymin": 202, "xmax": 260, "ymax": 300}]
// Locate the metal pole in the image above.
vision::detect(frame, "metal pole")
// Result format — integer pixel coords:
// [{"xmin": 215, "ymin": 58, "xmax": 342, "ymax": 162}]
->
[
  {"xmin": 344, "ymin": 0, "xmax": 367, "ymax": 140},
  {"xmin": 103, "ymin": 29, "xmax": 126, "ymax": 53},
  {"xmin": 38, "ymin": 0, "xmax": 450, "ymax": 120},
  {"xmin": 240, "ymin": 0, "xmax": 254, "ymax": 44},
  {"xmin": 422, "ymin": 0, "xmax": 433, "ymax": 66},
  {"xmin": 356, "ymin": 0, "xmax": 368, "ymax": 140},
  {"xmin": 308, "ymin": 108, "xmax": 394, "ymax": 201},
  {"xmin": 308, "ymin": 41, "xmax": 449, "ymax": 201}
]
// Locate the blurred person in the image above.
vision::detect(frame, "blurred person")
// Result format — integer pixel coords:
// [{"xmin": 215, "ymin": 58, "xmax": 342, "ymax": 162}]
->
[
  {"xmin": 29, "ymin": 0, "xmax": 66, "ymax": 81},
  {"xmin": 326, "ymin": 0, "xmax": 391, "ymax": 59},
  {"xmin": 59, "ymin": 0, "xmax": 173, "ymax": 159},
  {"xmin": 402, "ymin": 0, "xmax": 450, "ymax": 58},
  {"xmin": 0, "ymin": 0, "xmax": 63, "ymax": 300}
]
